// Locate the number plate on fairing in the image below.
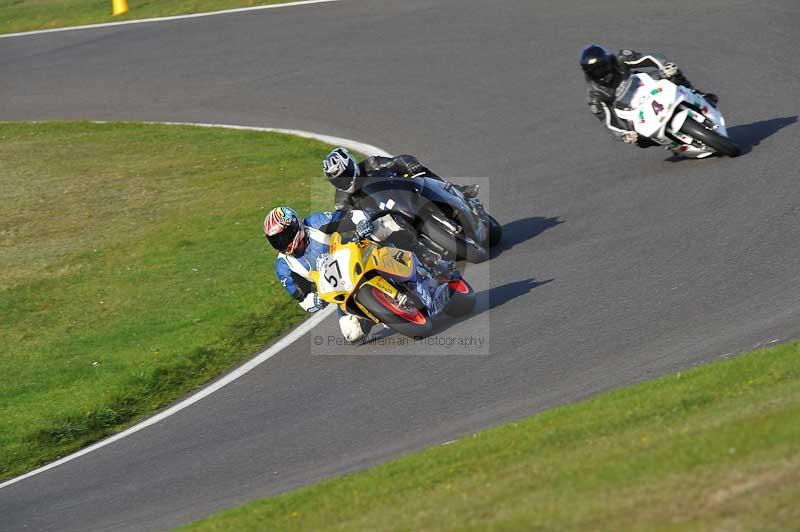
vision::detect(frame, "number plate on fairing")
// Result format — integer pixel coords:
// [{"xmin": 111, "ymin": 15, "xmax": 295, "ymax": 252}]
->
[{"xmin": 317, "ymin": 249, "xmax": 353, "ymax": 295}]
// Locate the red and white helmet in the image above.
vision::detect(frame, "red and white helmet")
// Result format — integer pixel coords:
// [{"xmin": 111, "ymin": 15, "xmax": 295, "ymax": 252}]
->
[{"xmin": 263, "ymin": 207, "xmax": 306, "ymax": 255}]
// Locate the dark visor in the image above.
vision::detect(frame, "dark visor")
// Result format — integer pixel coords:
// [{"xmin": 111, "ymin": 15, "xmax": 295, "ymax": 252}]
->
[
  {"xmin": 266, "ymin": 220, "xmax": 299, "ymax": 251},
  {"xmin": 584, "ymin": 60, "xmax": 612, "ymax": 79},
  {"xmin": 330, "ymin": 173, "xmax": 354, "ymax": 191}
]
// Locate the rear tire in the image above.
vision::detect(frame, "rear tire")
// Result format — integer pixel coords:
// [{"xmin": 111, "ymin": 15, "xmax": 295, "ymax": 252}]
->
[
  {"xmin": 445, "ymin": 279, "xmax": 476, "ymax": 317},
  {"xmin": 421, "ymin": 217, "xmax": 489, "ymax": 263},
  {"xmin": 679, "ymin": 118, "xmax": 742, "ymax": 157},
  {"xmin": 355, "ymin": 284, "xmax": 433, "ymax": 338}
]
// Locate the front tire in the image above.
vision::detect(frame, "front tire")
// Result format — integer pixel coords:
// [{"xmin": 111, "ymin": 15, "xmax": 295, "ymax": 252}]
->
[
  {"xmin": 445, "ymin": 279, "xmax": 476, "ymax": 317},
  {"xmin": 679, "ymin": 118, "xmax": 742, "ymax": 157},
  {"xmin": 485, "ymin": 214, "xmax": 503, "ymax": 247},
  {"xmin": 355, "ymin": 284, "xmax": 433, "ymax": 338}
]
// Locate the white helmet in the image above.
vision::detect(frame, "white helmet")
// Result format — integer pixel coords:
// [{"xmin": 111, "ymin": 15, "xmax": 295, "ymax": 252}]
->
[{"xmin": 323, "ymin": 147, "xmax": 360, "ymax": 193}]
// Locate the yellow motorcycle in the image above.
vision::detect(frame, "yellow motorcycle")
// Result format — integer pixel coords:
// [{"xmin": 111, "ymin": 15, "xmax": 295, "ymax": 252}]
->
[{"xmin": 310, "ymin": 232, "xmax": 476, "ymax": 338}]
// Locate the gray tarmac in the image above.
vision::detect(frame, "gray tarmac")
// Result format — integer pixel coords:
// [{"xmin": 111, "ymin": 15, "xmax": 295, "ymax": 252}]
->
[{"xmin": 1, "ymin": 0, "xmax": 798, "ymax": 529}]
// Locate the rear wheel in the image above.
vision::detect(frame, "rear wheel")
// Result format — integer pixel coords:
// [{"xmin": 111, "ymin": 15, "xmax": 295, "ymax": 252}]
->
[
  {"xmin": 445, "ymin": 279, "xmax": 476, "ymax": 317},
  {"xmin": 680, "ymin": 118, "xmax": 741, "ymax": 157},
  {"xmin": 355, "ymin": 284, "xmax": 433, "ymax": 338},
  {"xmin": 421, "ymin": 217, "xmax": 489, "ymax": 263}
]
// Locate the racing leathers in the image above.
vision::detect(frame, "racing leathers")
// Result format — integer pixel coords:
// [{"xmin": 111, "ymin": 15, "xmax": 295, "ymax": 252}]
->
[
  {"xmin": 586, "ymin": 49, "xmax": 713, "ymax": 147},
  {"xmin": 334, "ymin": 154, "xmax": 477, "ymax": 211},
  {"xmin": 274, "ymin": 210, "xmax": 442, "ymax": 343}
]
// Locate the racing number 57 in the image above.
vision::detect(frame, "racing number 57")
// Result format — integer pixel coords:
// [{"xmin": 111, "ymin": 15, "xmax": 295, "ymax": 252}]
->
[{"xmin": 325, "ymin": 259, "xmax": 342, "ymax": 287}]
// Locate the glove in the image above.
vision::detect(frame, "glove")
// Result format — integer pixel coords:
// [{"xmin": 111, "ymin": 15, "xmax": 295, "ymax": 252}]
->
[
  {"xmin": 661, "ymin": 62, "xmax": 679, "ymax": 78},
  {"xmin": 299, "ymin": 292, "xmax": 325, "ymax": 313},
  {"xmin": 355, "ymin": 219, "xmax": 373, "ymax": 240},
  {"xmin": 622, "ymin": 131, "xmax": 639, "ymax": 144}
]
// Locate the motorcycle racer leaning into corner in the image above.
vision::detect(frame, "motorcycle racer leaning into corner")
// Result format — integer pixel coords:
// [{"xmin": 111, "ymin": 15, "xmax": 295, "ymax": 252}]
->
[
  {"xmin": 580, "ymin": 44, "xmax": 719, "ymax": 148},
  {"xmin": 264, "ymin": 206, "xmax": 453, "ymax": 343},
  {"xmin": 322, "ymin": 147, "xmax": 480, "ymax": 212}
]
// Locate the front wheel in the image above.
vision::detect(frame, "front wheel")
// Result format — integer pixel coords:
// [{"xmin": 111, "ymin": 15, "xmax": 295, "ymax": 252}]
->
[
  {"xmin": 679, "ymin": 118, "xmax": 742, "ymax": 157},
  {"xmin": 484, "ymin": 214, "xmax": 503, "ymax": 248},
  {"xmin": 445, "ymin": 279, "xmax": 476, "ymax": 317},
  {"xmin": 355, "ymin": 284, "xmax": 433, "ymax": 338}
]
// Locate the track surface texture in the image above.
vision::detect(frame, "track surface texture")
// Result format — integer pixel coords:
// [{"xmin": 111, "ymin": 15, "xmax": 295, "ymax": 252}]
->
[{"xmin": 2, "ymin": 1, "xmax": 799, "ymax": 530}]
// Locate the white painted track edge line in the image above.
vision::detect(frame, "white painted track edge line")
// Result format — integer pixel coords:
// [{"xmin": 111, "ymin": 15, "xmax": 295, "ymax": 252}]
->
[
  {"xmin": 0, "ymin": 0, "xmax": 344, "ymax": 39},
  {"xmin": 0, "ymin": 121, "xmax": 390, "ymax": 490},
  {"xmin": 149, "ymin": 122, "xmax": 393, "ymax": 157}
]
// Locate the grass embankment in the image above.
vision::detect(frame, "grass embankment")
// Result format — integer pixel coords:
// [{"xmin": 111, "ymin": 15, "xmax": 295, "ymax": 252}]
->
[
  {"xmin": 0, "ymin": 121, "xmax": 331, "ymax": 481},
  {"xmin": 0, "ymin": 0, "xmax": 298, "ymax": 35},
  {"xmin": 184, "ymin": 341, "xmax": 800, "ymax": 531}
]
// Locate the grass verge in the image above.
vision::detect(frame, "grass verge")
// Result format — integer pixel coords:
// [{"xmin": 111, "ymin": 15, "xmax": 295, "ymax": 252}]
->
[
  {"xmin": 0, "ymin": 121, "xmax": 332, "ymax": 481},
  {"xmin": 183, "ymin": 340, "xmax": 800, "ymax": 530},
  {"xmin": 0, "ymin": 0, "xmax": 301, "ymax": 35}
]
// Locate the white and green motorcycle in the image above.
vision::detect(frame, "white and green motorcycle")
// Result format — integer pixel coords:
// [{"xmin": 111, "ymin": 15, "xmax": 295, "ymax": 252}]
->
[{"xmin": 613, "ymin": 72, "xmax": 741, "ymax": 158}]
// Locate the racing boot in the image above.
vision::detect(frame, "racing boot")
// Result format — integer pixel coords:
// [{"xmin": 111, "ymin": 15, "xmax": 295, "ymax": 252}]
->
[
  {"xmin": 456, "ymin": 183, "xmax": 480, "ymax": 199},
  {"xmin": 700, "ymin": 92, "xmax": 719, "ymax": 107},
  {"xmin": 413, "ymin": 248, "xmax": 458, "ymax": 284},
  {"xmin": 688, "ymin": 85, "xmax": 719, "ymax": 107},
  {"xmin": 442, "ymin": 181, "xmax": 479, "ymax": 199},
  {"xmin": 687, "ymin": 88, "xmax": 718, "ymax": 107},
  {"xmin": 416, "ymin": 246, "xmax": 443, "ymax": 272},
  {"xmin": 411, "ymin": 240, "xmax": 458, "ymax": 281},
  {"xmin": 407, "ymin": 240, "xmax": 446, "ymax": 272},
  {"xmin": 433, "ymin": 259, "xmax": 459, "ymax": 283}
]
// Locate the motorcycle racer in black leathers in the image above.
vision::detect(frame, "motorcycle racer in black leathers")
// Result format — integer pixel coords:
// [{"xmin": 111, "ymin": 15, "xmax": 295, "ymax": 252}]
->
[
  {"xmin": 324, "ymin": 147, "xmax": 496, "ymax": 264},
  {"xmin": 323, "ymin": 148, "xmax": 479, "ymax": 211},
  {"xmin": 323, "ymin": 148, "xmax": 483, "ymax": 265},
  {"xmin": 580, "ymin": 44, "xmax": 718, "ymax": 148}
]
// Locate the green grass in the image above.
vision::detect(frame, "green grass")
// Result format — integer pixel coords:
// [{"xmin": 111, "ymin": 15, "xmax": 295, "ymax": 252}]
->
[
  {"xmin": 0, "ymin": 121, "xmax": 333, "ymax": 481},
  {"xmin": 0, "ymin": 0, "xmax": 299, "ymax": 35},
  {"xmin": 183, "ymin": 341, "xmax": 800, "ymax": 531}
]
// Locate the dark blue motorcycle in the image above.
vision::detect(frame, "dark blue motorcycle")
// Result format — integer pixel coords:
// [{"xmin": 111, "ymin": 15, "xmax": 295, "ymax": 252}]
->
[{"xmin": 349, "ymin": 174, "xmax": 502, "ymax": 263}]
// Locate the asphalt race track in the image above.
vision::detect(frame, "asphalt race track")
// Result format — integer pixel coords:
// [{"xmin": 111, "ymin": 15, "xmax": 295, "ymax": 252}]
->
[{"xmin": 1, "ymin": 0, "xmax": 799, "ymax": 529}]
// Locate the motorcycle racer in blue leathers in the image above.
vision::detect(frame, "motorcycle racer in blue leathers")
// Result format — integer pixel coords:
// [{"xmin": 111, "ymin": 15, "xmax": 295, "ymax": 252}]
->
[{"xmin": 264, "ymin": 207, "xmax": 449, "ymax": 343}]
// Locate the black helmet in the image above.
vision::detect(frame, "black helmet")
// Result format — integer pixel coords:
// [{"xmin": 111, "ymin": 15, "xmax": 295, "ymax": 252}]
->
[
  {"xmin": 323, "ymin": 147, "xmax": 360, "ymax": 192},
  {"xmin": 580, "ymin": 44, "xmax": 617, "ymax": 84}
]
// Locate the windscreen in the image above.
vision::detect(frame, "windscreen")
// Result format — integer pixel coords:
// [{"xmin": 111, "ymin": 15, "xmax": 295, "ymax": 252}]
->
[{"xmin": 613, "ymin": 77, "xmax": 643, "ymax": 111}]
